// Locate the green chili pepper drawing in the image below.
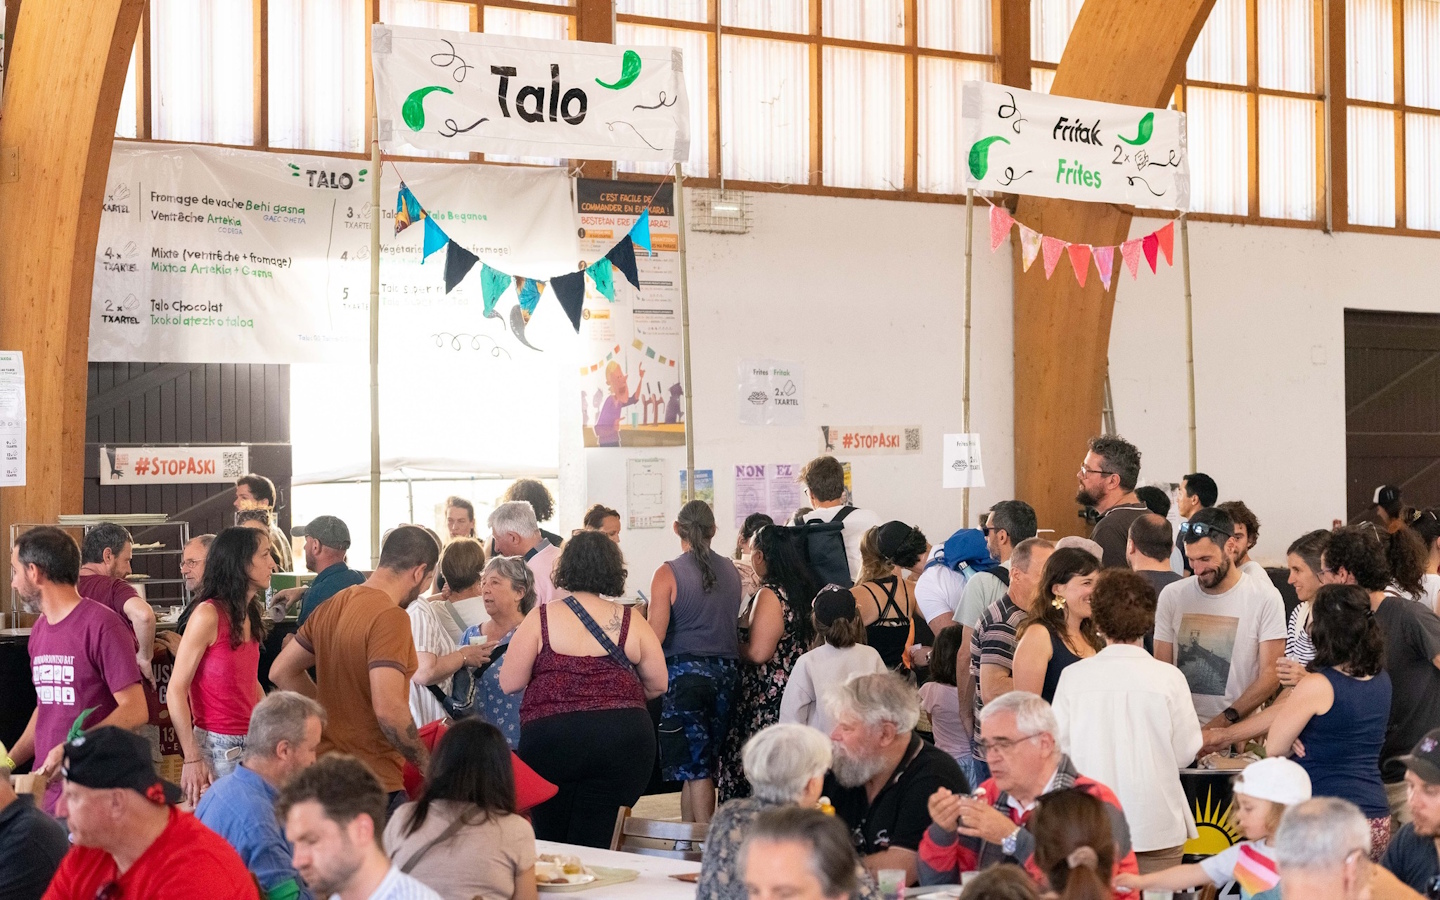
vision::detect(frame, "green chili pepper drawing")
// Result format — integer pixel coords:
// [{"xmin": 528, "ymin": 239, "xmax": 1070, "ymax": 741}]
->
[
  {"xmin": 402, "ymin": 86, "xmax": 454, "ymax": 131},
  {"xmin": 1118, "ymin": 112, "xmax": 1154, "ymax": 146},
  {"xmin": 596, "ymin": 50, "xmax": 642, "ymax": 90},
  {"xmin": 968, "ymin": 135, "xmax": 1010, "ymax": 180}
]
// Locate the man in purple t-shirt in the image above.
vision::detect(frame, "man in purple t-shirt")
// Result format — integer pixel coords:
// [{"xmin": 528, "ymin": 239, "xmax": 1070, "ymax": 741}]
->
[
  {"xmin": 75, "ymin": 521, "xmax": 155, "ymax": 685},
  {"xmin": 7, "ymin": 526, "xmax": 147, "ymax": 814}
]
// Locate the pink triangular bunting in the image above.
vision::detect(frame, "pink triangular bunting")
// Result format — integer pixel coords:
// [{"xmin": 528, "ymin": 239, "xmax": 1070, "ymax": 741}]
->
[
  {"xmin": 1142, "ymin": 233, "xmax": 1159, "ymax": 273},
  {"xmin": 1156, "ymin": 221, "xmax": 1175, "ymax": 266},
  {"xmin": 1066, "ymin": 243, "xmax": 1092, "ymax": 288},
  {"xmin": 1093, "ymin": 245, "xmax": 1115, "ymax": 292},
  {"xmin": 1041, "ymin": 236, "xmax": 1068, "ymax": 279},
  {"xmin": 989, "ymin": 206, "xmax": 1014, "ymax": 252},
  {"xmin": 1019, "ymin": 225, "xmax": 1043, "ymax": 272},
  {"xmin": 1120, "ymin": 240, "xmax": 1142, "ymax": 279}
]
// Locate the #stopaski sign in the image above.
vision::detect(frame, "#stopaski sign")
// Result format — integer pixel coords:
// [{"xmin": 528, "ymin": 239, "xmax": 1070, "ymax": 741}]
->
[{"xmin": 99, "ymin": 445, "xmax": 249, "ymax": 485}]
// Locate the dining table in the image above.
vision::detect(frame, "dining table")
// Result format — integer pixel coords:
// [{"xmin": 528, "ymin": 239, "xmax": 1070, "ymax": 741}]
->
[{"xmin": 536, "ymin": 840, "xmax": 700, "ymax": 900}]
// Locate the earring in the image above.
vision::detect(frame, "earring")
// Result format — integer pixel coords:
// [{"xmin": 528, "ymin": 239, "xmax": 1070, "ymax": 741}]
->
[{"xmin": 1052, "ymin": 594, "xmax": 1066, "ymax": 611}]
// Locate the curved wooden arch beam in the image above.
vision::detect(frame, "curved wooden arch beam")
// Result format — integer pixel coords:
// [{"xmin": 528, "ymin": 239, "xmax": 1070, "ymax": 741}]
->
[
  {"xmin": 0, "ymin": 1, "xmax": 143, "ymax": 555},
  {"xmin": 1013, "ymin": 0, "xmax": 1215, "ymax": 535}
]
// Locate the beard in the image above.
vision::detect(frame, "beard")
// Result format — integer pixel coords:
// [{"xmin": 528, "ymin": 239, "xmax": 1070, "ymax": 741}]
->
[
  {"xmin": 831, "ymin": 743, "xmax": 888, "ymax": 788},
  {"xmin": 1197, "ymin": 554, "xmax": 1232, "ymax": 589},
  {"xmin": 18, "ymin": 593, "xmax": 40, "ymax": 615},
  {"xmin": 1075, "ymin": 485, "xmax": 1102, "ymax": 507}
]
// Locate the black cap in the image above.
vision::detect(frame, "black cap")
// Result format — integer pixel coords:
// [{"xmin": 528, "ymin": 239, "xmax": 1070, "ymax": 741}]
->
[
  {"xmin": 1374, "ymin": 485, "xmax": 1402, "ymax": 509},
  {"xmin": 875, "ymin": 521, "xmax": 916, "ymax": 562},
  {"xmin": 812, "ymin": 586, "xmax": 858, "ymax": 627},
  {"xmin": 62, "ymin": 726, "xmax": 181, "ymax": 805},
  {"xmin": 1399, "ymin": 728, "xmax": 1440, "ymax": 785}
]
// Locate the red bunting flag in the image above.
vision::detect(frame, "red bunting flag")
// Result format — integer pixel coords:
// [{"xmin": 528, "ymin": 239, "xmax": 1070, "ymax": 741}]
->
[
  {"xmin": 1092, "ymin": 245, "xmax": 1115, "ymax": 292},
  {"xmin": 989, "ymin": 206, "xmax": 1014, "ymax": 252},
  {"xmin": 1141, "ymin": 233, "xmax": 1160, "ymax": 273},
  {"xmin": 1156, "ymin": 221, "xmax": 1175, "ymax": 266},
  {"xmin": 1041, "ymin": 236, "xmax": 1068, "ymax": 279},
  {"xmin": 1066, "ymin": 243, "xmax": 1092, "ymax": 288},
  {"xmin": 1120, "ymin": 240, "xmax": 1143, "ymax": 279}
]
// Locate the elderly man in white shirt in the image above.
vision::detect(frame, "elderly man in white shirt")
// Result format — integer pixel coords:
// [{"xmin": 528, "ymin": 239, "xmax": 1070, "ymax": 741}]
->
[{"xmin": 1052, "ymin": 567, "xmax": 1203, "ymax": 875}]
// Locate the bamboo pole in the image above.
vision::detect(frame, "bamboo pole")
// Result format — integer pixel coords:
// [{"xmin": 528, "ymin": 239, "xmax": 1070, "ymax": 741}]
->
[
  {"xmin": 368, "ymin": 112, "xmax": 382, "ymax": 566},
  {"xmin": 674, "ymin": 163, "xmax": 696, "ymax": 502},
  {"xmin": 1181, "ymin": 215, "xmax": 1197, "ymax": 471},
  {"xmin": 962, "ymin": 189, "xmax": 975, "ymax": 527}
]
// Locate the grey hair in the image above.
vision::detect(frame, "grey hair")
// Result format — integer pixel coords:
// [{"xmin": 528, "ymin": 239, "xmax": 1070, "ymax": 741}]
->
[
  {"xmin": 825, "ymin": 671, "xmax": 920, "ymax": 734},
  {"xmin": 243, "ymin": 691, "xmax": 326, "ymax": 761},
  {"xmin": 488, "ymin": 501, "xmax": 539, "ymax": 539},
  {"xmin": 978, "ymin": 690, "xmax": 1060, "ymax": 744},
  {"xmin": 1011, "ymin": 537, "xmax": 1054, "ymax": 576},
  {"xmin": 1274, "ymin": 797, "xmax": 1372, "ymax": 872},
  {"xmin": 742, "ymin": 724, "xmax": 833, "ymax": 804},
  {"xmin": 189, "ymin": 534, "xmax": 216, "ymax": 550},
  {"xmin": 739, "ymin": 808, "xmax": 860, "ymax": 900},
  {"xmin": 483, "ymin": 555, "xmax": 538, "ymax": 614}
]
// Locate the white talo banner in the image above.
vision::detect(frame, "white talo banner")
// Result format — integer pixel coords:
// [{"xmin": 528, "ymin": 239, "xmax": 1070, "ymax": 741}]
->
[
  {"xmin": 373, "ymin": 25, "xmax": 689, "ymax": 163},
  {"xmin": 961, "ymin": 82, "xmax": 1190, "ymax": 211},
  {"xmin": 89, "ymin": 142, "xmax": 580, "ymax": 364},
  {"xmin": 99, "ymin": 445, "xmax": 249, "ymax": 485}
]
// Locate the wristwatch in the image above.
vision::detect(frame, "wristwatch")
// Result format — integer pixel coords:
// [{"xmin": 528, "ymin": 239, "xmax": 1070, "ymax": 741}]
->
[
  {"xmin": 1001, "ymin": 826, "xmax": 1021, "ymax": 856},
  {"xmin": 1222, "ymin": 707, "xmax": 1241, "ymax": 724}
]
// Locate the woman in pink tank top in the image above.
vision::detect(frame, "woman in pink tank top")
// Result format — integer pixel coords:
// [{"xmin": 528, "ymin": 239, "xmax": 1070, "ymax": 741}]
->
[{"xmin": 167, "ymin": 526, "xmax": 274, "ymax": 805}]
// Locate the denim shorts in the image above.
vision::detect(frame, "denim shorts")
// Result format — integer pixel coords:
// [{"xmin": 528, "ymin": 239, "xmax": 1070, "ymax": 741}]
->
[
  {"xmin": 658, "ymin": 656, "xmax": 738, "ymax": 782},
  {"xmin": 194, "ymin": 728, "xmax": 246, "ymax": 778}
]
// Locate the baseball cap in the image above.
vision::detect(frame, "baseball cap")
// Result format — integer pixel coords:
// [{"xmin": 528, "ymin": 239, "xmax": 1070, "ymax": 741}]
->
[
  {"xmin": 1233, "ymin": 757, "xmax": 1312, "ymax": 806},
  {"xmin": 812, "ymin": 586, "xmax": 858, "ymax": 627},
  {"xmin": 302, "ymin": 515, "xmax": 351, "ymax": 550},
  {"xmin": 1397, "ymin": 729, "xmax": 1440, "ymax": 785},
  {"xmin": 1374, "ymin": 485, "xmax": 1402, "ymax": 509},
  {"xmin": 876, "ymin": 521, "xmax": 917, "ymax": 562},
  {"xmin": 62, "ymin": 726, "xmax": 181, "ymax": 805}
]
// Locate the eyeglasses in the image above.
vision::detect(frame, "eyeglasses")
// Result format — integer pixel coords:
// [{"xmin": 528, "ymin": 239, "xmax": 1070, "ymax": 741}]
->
[
  {"xmin": 179, "ymin": 559, "xmax": 203, "ymax": 570},
  {"xmin": 1077, "ymin": 466, "xmax": 1116, "ymax": 479},
  {"xmin": 1178, "ymin": 522, "xmax": 1234, "ymax": 542},
  {"xmin": 1424, "ymin": 873, "xmax": 1440, "ymax": 899},
  {"xmin": 974, "ymin": 733, "xmax": 1042, "ymax": 756}
]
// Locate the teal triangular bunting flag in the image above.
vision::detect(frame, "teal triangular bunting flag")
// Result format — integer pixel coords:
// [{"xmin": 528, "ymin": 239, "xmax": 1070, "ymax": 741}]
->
[
  {"xmin": 395, "ymin": 183, "xmax": 424, "ymax": 236},
  {"xmin": 481, "ymin": 264, "xmax": 510, "ymax": 315},
  {"xmin": 422, "ymin": 216, "xmax": 449, "ymax": 262},
  {"xmin": 630, "ymin": 209, "xmax": 652, "ymax": 253},
  {"xmin": 587, "ymin": 258, "xmax": 615, "ymax": 301},
  {"xmin": 514, "ymin": 276, "xmax": 545, "ymax": 315}
]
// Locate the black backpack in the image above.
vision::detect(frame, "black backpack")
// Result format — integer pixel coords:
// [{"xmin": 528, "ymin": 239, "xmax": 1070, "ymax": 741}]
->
[{"xmin": 789, "ymin": 507, "xmax": 857, "ymax": 588}]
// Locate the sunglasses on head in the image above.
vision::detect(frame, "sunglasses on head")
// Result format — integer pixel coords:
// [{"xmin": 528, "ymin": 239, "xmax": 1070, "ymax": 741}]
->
[{"xmin": 1178, "ymin": 521, "xmax": 1234, "ymax": 542}]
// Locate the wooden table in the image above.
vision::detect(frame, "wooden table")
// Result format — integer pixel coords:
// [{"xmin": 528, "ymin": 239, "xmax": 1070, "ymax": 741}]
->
[{"xmin": 536, "ymin": 840, "xmax": 699, "ymax": 900}]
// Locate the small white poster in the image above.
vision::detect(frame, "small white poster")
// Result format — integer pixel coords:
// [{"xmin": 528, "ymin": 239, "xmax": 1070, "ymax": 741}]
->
[
  {"xmin": 738, "ymin": 359, "xmax": 805, "ymax": 426},
  {"xmin": 626, "ymin": 457, "xmax": 666, "ymax": 529},
  {"xmin": 734, "ymin": 464, "xmax": 768, "ymax": 527},
  {"xmin": 0, "ymin": 352, "xmax": 25, "ymax": 487},
  {"xmin": 943, "ymin": 433, "xmax": 986, "ymax": 489},
  {"xmin": 100, "ymin": 445, "xmax": 250, "ymax": 486}
]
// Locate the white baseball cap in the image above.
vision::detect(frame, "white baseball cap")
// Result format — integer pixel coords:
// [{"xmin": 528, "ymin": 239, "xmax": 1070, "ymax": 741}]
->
[{"xmin": 1233, "ymin": 758, "xmax": 1312, "ymax": 807}]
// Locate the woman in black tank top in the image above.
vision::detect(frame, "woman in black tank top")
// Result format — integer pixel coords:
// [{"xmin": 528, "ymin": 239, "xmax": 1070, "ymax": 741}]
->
[
  {"xmin": 849, "ymin": 522, "xmax": 929, "ymax": 670},
  {"xmin": 1012, "ymin": 547, "xmax": 1105, "ymax": 702}
]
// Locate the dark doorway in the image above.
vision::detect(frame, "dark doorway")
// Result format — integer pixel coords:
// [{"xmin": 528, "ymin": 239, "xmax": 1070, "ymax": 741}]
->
[{"xmin": 1345, "ymin": 310, "xmax": 1440, "ymax": 520}]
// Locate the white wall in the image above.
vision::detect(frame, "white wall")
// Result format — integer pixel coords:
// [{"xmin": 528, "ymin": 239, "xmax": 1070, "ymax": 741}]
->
[{"xmin": 561, "ymin": 191, "xmax": 1440, "ymax": 588}]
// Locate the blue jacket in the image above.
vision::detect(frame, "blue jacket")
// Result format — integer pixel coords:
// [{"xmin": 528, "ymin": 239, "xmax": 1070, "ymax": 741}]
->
[{"xmin": 197, "ymin": 762, "xmax": 311, "ymax": 900}]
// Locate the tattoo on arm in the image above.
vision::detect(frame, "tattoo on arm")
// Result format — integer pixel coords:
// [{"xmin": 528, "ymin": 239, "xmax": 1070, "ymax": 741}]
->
[{"xmin": 380, "ymin": 719, "xmax": 429, "ymax": 771}]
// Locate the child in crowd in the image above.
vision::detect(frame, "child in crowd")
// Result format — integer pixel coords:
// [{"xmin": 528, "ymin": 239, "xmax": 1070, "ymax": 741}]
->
[
  {"xmin": 918, "ymin": 626, "xmax": 973, "ymax": 771},
  {"xmin": 1116, "ymin": 757, "xmax": 1311, "ymax": 900},
  {"xmin": 778, "ymin": 586, "xmax": 887, "ymax": 736}
]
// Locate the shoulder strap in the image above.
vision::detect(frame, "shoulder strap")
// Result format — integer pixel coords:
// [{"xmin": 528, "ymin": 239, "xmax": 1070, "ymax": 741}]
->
[
  {"xmin": 442, "ymin": 600, "xmax": 468, "ymax": 632},
  {"xmin": 877, "ymin": 576, "xmax": 905, "ymax": 620},
  {"xmin": 538, "ymin": 602, "xmax": 551, "ymax": 649},
  {"xmin": 562, "ymin": 596, "xmax": 632, "ymax": 669},
  {"xmin": 396, "ymin": 812, "xmax": 473, "ymax": 874},
  {"xmin": 833, "ymin": 505, "xmax": 856, "ymax": 523}
]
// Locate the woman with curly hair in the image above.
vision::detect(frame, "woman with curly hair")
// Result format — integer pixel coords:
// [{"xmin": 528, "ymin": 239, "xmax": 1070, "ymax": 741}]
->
[
  {"xmin": 850, "ymin": 521, "xmax": 926, "ymax": 671},
  {"xmin": 1265, "ymin": 583, "xmax": 1392, "ymax": 861},
  {"xmin": 1012, "ymin": 547, "xmax": 1104, "ymax": 702}
]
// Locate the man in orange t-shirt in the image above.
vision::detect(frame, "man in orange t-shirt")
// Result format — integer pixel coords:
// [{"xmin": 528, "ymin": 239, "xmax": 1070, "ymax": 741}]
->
[
  {"xmin": 43, "ymin": 726, "xmax": 258, "ymax": 900},
  {"xmin": 270, "ymin": 525, "xmax": 440, "ymax": 814}
]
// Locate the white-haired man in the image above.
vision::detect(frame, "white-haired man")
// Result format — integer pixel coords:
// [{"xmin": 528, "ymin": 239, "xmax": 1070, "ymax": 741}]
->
[
  {"xmin": 918, "ymin": 690, "xmax": 1138, "ymax": 893},
  {"xmin": 822, "ymin": 672, "xmax": 967, "ymax": 886},
  {"xmin": 1275, "ymin": 796, "xmax": 1423, "ymax": 900},
  {"xmin": 489, "ymin": 501, "xmax": 558, "ymax": 605}
]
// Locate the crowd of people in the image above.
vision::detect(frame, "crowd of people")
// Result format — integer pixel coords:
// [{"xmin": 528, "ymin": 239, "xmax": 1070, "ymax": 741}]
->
[{"xmin": 7, "ymin": 452, "xmax": 1440, "ymax": 900}]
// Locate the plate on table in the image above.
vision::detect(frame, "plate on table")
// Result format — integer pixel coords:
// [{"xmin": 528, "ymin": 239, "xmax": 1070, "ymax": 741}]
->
[{"xmin": 537, "ymin": 866, "xmax": 638, "ymax": 892}]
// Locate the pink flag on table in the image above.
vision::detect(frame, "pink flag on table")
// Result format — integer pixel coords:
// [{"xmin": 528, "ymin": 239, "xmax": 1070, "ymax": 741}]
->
[
  {"xmin": 1041, "ymin": 235, "xmax": 1068, "ymax": 279},
  {"xmin": 1120, "ymin": 239, "xmax": 1143, "ymax": 279},
  {"xmin": 989, "ymin": 206, "xmax": 1014, "ymax": 252},
  {"xmin": 1019, "ymin": 225, "xmax": 1043, "ymax": 272},
  {"xmin": 1156, "ymin": 221, "xmax": 1176, "ymax": 266},
  {"xmin": 1092, "ymin": 245, "xmax": 1115, "ymax": 292},
  {"xmin": 1066, "ymin": 243, "xmax": 1092, "ymax": 288}
]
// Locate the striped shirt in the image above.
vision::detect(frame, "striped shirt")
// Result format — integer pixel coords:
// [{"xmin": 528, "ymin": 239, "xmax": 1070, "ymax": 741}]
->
[
  {"xmin": 354, "ymin": 866, "xmax": 443, "ymax": 900},
  {"xmin": 1285, "ymin": 602, "xmax": 1315, "ymax": 667},
  {"xmin": 970, "ymin": 594, "xmax": 1027, "ymax": 762}
]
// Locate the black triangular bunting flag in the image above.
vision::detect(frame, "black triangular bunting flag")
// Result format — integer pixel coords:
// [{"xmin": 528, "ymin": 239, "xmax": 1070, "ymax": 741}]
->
[
  {"xmin": 605, "ymin": 237, "xmax": 640, "ymax": 291},
  {"xmin": 443, "ymin": 240, "xmax": 480, "ymax": 293}
]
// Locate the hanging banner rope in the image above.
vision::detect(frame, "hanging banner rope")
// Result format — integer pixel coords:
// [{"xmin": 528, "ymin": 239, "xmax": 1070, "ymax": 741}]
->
[{"xmin": 985, "ymin": 199, "xmax": 1178, "ymax": 288}]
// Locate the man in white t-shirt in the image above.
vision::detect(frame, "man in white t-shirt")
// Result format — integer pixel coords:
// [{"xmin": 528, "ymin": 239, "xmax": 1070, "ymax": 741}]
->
[
  {"xmin": 403, "ymin": 590, "xmax": 492, "ymax": 727},
  {"xmin": 1154, "ymin": 506, "xmax": 1286, "ymax": 729},
  {"xmin": 797, "ymin": 455, "xmax": 878, "ymax": 583}
]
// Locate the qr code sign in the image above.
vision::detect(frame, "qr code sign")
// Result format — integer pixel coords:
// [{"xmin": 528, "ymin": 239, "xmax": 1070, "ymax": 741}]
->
[
  {"xmin": 222, "ymin": 452, "xmax": 245, "ymax": 479},
  {"xmin": 904, "ymin": 428, "xmax": 921, "ymax": 452}
]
